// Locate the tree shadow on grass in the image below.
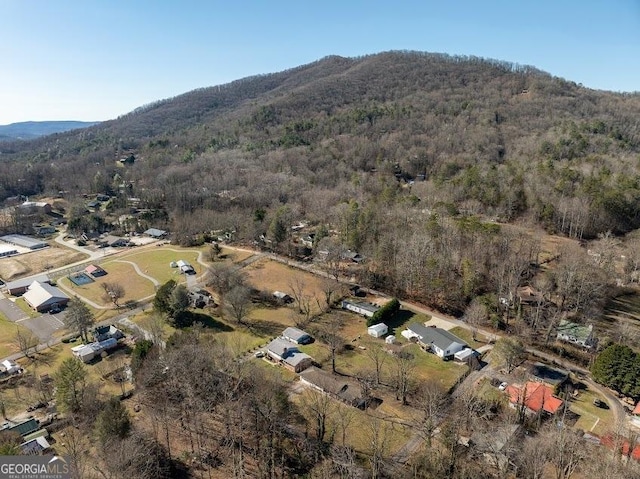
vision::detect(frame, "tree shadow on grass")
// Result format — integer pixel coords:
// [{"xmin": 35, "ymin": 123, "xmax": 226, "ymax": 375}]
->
[
  {"xmin": 248, "ymin": 320, "xmax": 285, "ymax": 338},
  {"xmin": 173, "ymin": 311, "xmax": 234, "ymax": 332},
  {"xmin": 385, "ymin": 309, "xmax": 418, "ymax": 335}
]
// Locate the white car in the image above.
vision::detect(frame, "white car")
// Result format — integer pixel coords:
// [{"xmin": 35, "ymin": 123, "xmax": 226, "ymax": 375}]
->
[
  {"xmin": 254, "ymin": 351, "xmax": 265, "ymax": 358},
  {"xmin": 498, "ymin": 382, "xmax": 508, "ymax": 391}
]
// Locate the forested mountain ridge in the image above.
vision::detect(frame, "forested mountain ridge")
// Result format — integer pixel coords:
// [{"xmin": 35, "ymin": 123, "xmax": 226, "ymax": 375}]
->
[
  {"xmin": 2, "ymin": 52, "xmax": 640, "ymax": 304},
  {"xmin": 0, "ymin": 120, "xmax": 99, "ymax": 141}
]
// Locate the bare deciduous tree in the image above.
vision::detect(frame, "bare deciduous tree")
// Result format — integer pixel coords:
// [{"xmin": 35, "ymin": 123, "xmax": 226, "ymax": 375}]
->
[
  {"xmin": 14, "ymin": 327, "xmax": 38, "ymax": 359},
  {"xmin": 102, "ymin": 282, "xmax": 125, "ymax": 308}
]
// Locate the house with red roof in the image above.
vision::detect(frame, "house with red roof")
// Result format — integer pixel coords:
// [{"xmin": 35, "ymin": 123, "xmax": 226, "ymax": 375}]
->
[{"xmin": 505, "ymin": 381, "xmax": 564, "ymax": 415}]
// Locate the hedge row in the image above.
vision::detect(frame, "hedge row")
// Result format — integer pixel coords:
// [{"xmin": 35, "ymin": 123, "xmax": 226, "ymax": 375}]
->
[{"xmin": 367, "ymin": 298, "xmax": 400, "ymax": 327}]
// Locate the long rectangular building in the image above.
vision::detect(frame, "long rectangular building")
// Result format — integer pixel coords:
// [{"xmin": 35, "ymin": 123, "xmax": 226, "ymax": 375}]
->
[{"xmin": 0, "ymin": 234, "xmax": 48, "ymax": 250}]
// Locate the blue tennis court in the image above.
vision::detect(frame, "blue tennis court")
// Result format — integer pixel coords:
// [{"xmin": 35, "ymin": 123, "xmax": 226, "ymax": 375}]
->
[{"xmin": 69, "ymin": 272, "xmax": 94, "ymax": 286}]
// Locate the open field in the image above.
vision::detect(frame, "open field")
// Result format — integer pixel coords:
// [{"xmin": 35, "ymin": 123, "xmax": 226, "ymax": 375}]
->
[
  {"xmin": 1, "ymin": 341, "xmax": 129, "ymax": 418},
  {"xmin": 0, "ymin": 245, "xmax": 88, "ymax": 281},
  {"xmin": 448, "ymin": 326, "xmax": 489, "ymax": 349},
  {"xmin": 220, "ymin": 246, "xmax": 255, "ymax": 263},
  {"xmin": 59, "ymin": 262, "xmax": 156, "ymax": 307},
  {"xmin": 570, "ymin": 386, "xmax": 615, "ymax": 436},
  {"xmin": 113, "ymin": 247, "xmax": 202, "ymax": 285},
  {"xmin": 14, "ymin": 297, "xmax": 40, "ymax": 318},
  {"xmin": 0, "ymin": 315, "xmax": 32, "ymax": 358},
  {"xmin": 245, "ymin": 258, "xmax": 326, "ymax": 310}
]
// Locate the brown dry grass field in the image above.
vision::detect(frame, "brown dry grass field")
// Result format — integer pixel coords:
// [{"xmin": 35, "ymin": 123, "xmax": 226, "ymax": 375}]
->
[
  {"xmin": 59, "ymin": 261, "xmax": 156, "ymax": 307},
  {"xmin": 245, "ymin": 258, "xmax": 325, "ymax": 307},
  {"xmin": 0, "ymin": 245, "xmax": 88, "ymax": 281}
]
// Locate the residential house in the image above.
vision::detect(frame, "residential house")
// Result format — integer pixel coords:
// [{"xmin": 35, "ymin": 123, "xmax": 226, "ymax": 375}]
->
[
  {"xmin": 99, "ymin": 235, "xmax": 129, "ymax": 248},
  {"xmin": 23, "ymin": 281, "xmax": 69, "ymax": 312},
  {"xmin": 403, "ymin": 324, "xmax": 466, "ymax": 359},
  {"xmin": 144, "ymin": 228, "xmax": 167, "ymax": 238},
  {"xmin": 20, "ymin": 436, "xmax": 51, "ymax": 455},
  {"xmin": 176, "ymin": 260, "xmax": 195, "ymax": 274},
  {"xmin": 469, "ymin": 424, "xmax": 521, "ymax": 470},
  {"xmin": 2, "ymin": 418, "xmax": 40, "ymax": 438},
  {"xmin": 273, "ymin": 291, "xmax": 293, "ymax": 303},
  {"xmin": 342, "ymin": 251, "xmax": 364, "ymax": 263},
  {"xmin": 34, "ymin": 226, "xmax": 56, "ymax": 237},
  {"xmin": 18, "ymin": 201, "xmax": 52, "ymax": 214},
  {"xmin": 299, "ymin": 366, "xmax": 366, "ymax": 409},
  {"xmin": 1, "ymin": 359, "xmax": 21, "ymax": 375},
  {"xmin": 529, "ymin": 362, "xmax": 569, "ymax": 387},
  {"xmin": 71, "ymin": 338, "xmax": 118, "ymax": 363},
  {"xmin": 341, "ymin": 300, "xmax": 380, "ymax": 318},
  {"xmin": 517, "ymin": 285, "xmax": 544, "ymax": 306},
  {"xmin": 368, "ymin": 323, "xmax": 388, "ymax": 338},
  {"xmin": 282, "ymin": 327, "xmax": 312, "ymax": 345},
  {"xmin": 300, "ymin": 234, "xmax": 315, "ymax": 248},
  {"xmin": 266, "ymin": 337, "xmax": 314, "ymax": 373},
  {"xmin": 556, "ymin": 319, "xmax": 596, "ymax": 348},
  {"xmin": 93, "ymin": 325, "xmax": 124, "ymax": 342},
  {"xmin": 505, "ymin": 381, "xmax": 564, "ymax": 416}
]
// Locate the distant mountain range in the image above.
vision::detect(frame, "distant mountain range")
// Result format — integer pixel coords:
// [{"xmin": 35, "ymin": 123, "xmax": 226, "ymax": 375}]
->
[{"xmin": 0, "ymin": 121, "xmax": 99, "ymax": 141}]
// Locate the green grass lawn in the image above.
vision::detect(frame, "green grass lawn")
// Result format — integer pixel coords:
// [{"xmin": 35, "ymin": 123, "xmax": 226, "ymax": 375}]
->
[
  {"xmin": 570, "ymin": 387, "xmax": 614, "ymax": 436},
  {"xmin": 404, "ymin": 343, "xmax": 469, "ymax": 390},
  {"xmin": 448, "ymin": 326, "xmax": 488, "ymax": 349},
  {"xmin": 0, "ymin": 314, "xmax": 33, "ymax": 358},
  {"xmin": 61, "ymin": 262, "xmax": 156, "ymax": 306},
  {"xmin": 14, "ymin": 297, "xmax": 40, "ymax": 318},
  {"xmin": 115, "ymin": 248, "xmax": 202, "ymax": 285}
]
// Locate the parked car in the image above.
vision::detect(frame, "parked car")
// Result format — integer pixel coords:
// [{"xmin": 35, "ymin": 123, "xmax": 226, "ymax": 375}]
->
[
  {"xmin": 254, "ymin": 351, "xmax": 265, "ymax": 358},
  {"xmin": 49, "ymin": 305, "xmax": 62, "ymax": 314},
  {"xmin": 498, "ymin": 382, "xmax": 509, "ymax": 391}
]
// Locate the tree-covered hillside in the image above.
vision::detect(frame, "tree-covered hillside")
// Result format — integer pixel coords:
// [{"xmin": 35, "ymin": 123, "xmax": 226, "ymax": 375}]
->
[{"xmin": 1, "ymin": 51, "xmax": 640, "ymax": 315}]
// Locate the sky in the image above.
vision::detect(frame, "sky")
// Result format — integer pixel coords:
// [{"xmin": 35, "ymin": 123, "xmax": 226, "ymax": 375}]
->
[{"xmin": 1, "ymin": 0, "xmax": 639, "ymax": 124}]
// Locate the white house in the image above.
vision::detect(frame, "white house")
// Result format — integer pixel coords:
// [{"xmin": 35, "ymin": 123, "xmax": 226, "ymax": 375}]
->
[
  {"xmin": 367, "ymin": 323, "xmax": 388, "ymax": 338},
  {"xmin": 341, "ymin": 300, "xmax": 380, "ymax": 318},
  {"xmin": 1, "ymin": 359, "xmax": 21, "ymax": 375},
  {"xmin": 176, "ymin": 260, "xmax": 195, "ymax": 274},
  {"xmin": 71, "ymin": 338, "xmax": 118, "ymax": 363},
  {"xmin": 23, "ymin": 281, "xmax": 69, "ymax": 312},
  {"xmin": 405, "ymin": 323, "xmax": 466, "ymax": 359}
]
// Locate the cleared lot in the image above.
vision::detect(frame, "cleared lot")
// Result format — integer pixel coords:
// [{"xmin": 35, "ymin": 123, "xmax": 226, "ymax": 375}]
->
[
  {"xmin": 0, "ymin": 297, "xmax": 27, "ymax": 322},
  {"xmin": 16, "ymin": 311, "xmax": 65, "ymax": 341}
]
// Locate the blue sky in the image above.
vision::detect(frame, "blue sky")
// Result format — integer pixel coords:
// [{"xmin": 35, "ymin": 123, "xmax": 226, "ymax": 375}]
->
[{"xmin": 1, "ymin": 0, "xmax": 639, "ymax": 124}]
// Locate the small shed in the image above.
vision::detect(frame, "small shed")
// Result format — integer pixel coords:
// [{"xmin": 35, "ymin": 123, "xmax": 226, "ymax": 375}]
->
[
  {"xmin": 385, "ymin": 335, "xmax": 396, "ymax": 344},
  {"xmin": 368, "ymin": 323, "xmax": 388, "ymax": 338}
]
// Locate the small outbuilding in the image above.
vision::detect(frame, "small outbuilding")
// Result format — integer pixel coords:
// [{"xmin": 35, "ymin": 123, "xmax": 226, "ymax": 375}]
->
[
  {"xmin": 176, "ymin": 260, "xmax": 195, "ymax": 274},
  {"xmin": 85, "ymin": 264, "xmax": 107, "ymax": 277},
  {"xmin": 368, "ymin": 323, "xmax": 388, "ymax": 338},
  {"xmin": 385, "ymin": 335, "xmax": 396, "ymax": 344},
  {"xmin": 282, "ymin": 327, "xmax": 312, "ymax": 345}
]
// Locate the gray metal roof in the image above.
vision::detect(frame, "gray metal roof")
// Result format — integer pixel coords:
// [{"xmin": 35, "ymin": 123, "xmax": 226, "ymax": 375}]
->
[
  {"xmin": 407, "ymin": 323, "xmax": 466, "ymax": 351},
  {"xmin": 4, "ymin": 274, "xmax": 50, "ymax": 291},
  {"xmin": 0, "ymin": 234, "xmax": 48, "ymax": 249},
  {"xmin": 282, "ymin": 327, "xmax": 310, "ymax": 342}
]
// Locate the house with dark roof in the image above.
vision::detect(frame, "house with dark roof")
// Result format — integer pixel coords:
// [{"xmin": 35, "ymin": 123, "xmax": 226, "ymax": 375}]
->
[
  {"xmin": 85, "ymin": 264, "xmax": 107, "ymax": 277},
  {"xmin": 404, "ymin": 324, "xmax": 466, "ymax": 359},
  {"xmin": 1, "ymin": 418, "xmax": 40, "ymax": 438},
  {"xmin": 266, "ymin": 337, "xmax": 314, "ymax": 373},
  {"xmin": 299, "ymin": 366, "xmax": 366, "ymax": 409},
  {"xmin": 556, "ymin": 319, "xmax": 596, "ymax": 348},
  {"xmin": 505, "ymin": 382, "xmax": 564, "ymax": 415},
  {"xmin": 282, "ymin": 327, "xmax": 312, "ymax": 345},
  {"xmin": 93, "ymin": 325, "xmax": 124, "ymax": 342}
]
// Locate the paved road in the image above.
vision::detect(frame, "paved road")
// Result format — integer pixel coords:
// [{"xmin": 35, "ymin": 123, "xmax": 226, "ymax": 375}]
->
[
  {"xmin": 16, "ymin": 312, "xmax": 65, "ymax": 341},
  {"xmin": 0, "ymin": 295, "xmax": 28, "ymax": 322}
]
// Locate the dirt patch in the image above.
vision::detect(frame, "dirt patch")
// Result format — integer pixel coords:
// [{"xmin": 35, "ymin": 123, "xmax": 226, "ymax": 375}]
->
[{"xmin": 0, "ymin": 246, "xmax": 88, "ymax": 281}]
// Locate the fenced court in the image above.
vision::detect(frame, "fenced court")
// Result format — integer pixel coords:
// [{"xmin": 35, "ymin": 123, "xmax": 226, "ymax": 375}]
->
[{"xmin": 68, "ymin": 272, "xmax": 94, "ymax": 286}]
